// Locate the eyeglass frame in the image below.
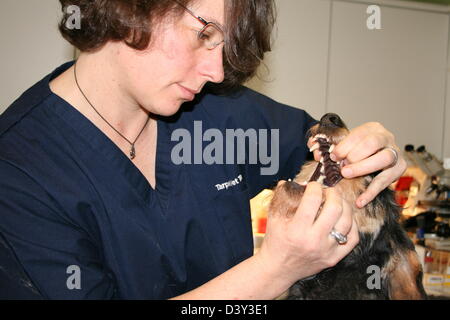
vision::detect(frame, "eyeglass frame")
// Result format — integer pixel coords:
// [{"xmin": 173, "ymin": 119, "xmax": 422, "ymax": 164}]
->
[{"xmin": 173, "ymin": 1, "xmax": 225, "ymax": 50}]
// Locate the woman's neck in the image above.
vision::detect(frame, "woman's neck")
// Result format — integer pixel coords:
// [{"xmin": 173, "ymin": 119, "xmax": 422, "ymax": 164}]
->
[{"xmin": 50, "ymin": 45, "xmax": 151, "ymax": 139}]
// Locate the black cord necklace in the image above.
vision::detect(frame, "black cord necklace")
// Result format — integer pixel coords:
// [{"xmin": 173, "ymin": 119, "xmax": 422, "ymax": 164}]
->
[{"xmin": 73, "ymin": 62, "xmax": 150, "ymax": 160}]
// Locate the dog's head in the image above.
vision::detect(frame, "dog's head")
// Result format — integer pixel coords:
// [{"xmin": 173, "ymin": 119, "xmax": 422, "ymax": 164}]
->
[
  {"xmin": 270, "ymin": 113, "xmax": 426, "ymax": 299},
  {"xmin": 270, "ymin": 113, "xmax": 384, "ymax": 236}
]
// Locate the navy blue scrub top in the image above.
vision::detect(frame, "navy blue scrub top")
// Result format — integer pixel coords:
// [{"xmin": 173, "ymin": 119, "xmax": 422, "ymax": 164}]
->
[{"xmin": 0, "ymin": 62, "xmax": 316, "ymax": 299}]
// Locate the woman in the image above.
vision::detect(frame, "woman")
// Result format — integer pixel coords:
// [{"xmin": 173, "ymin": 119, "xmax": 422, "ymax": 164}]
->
[{"xmin": 0, "ymin": 0, "xmax": 406, "ymax": 299}]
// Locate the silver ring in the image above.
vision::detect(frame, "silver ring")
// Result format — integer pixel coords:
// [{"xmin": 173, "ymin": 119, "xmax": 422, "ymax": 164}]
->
[
  {"xmin": 383, "ymin": 147, "xmax": 398, "ymax": 169},
  {"xmin": 330, "ymin": 229, "xmax": 348, "ymax": 245}
]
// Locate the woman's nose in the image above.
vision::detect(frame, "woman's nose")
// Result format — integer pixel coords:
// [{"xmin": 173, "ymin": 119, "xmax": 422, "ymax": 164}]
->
[{"xmin": 200, "ymin": 47, "xmax": 225, "ymax": 84}]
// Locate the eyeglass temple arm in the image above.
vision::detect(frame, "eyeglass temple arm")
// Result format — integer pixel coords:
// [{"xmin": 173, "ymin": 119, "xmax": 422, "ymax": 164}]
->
[{"xmin": 172, "ymin": 0, "xmax": 208, "ymax": 26}]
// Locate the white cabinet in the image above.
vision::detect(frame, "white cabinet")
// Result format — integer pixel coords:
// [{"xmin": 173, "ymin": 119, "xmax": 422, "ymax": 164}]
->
[
  {"xmin": 0, "ymin": 0, "xmax": 74, "ymax": 113},
  {"xmin": 247, "ymin": 0, "xmax": 450, "ymax": 159}
]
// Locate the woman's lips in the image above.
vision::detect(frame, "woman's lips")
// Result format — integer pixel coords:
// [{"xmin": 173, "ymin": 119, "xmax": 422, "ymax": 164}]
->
[{"xmin": 178, "ymin": 84, "xmax": 198, "ymax": 101}]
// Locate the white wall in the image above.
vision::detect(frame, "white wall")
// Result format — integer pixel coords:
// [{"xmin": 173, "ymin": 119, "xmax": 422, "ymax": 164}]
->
[
  {"xmin": 246, "ymin": 0, "xmax": 331, "ymax": 121},
  {"xmin": 445, "ymin": 19, "xmax": 450, "ymax": 159},
  {"xmin": 0, "ymin": 0, "xmax": 74, "ymax": 113},
  {"xmin": 328, "ymin": 1, "xmax": 448, "ymax": 159},
  {"xmin": 247, "ymin": 0, "xmax": 450, "ymax": 159}
]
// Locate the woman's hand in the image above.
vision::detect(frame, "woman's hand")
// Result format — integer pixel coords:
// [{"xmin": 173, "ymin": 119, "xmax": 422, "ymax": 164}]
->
[
  {"xmin": 173, "ymin": 183, "xmax": 359, "ymax": 300},
  {"xmin": 308, "ymin": 122, "xmax": 407, "ymax": 208},
  {"xmin": 257, "ymin": 182, "xmax": 359, "ymax": 285}
]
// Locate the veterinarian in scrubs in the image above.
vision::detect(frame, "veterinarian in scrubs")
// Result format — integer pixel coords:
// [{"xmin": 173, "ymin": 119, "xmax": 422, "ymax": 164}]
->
[{"xmin": 0, "ymin": 0, "xmax": 406, "ymax": 299}]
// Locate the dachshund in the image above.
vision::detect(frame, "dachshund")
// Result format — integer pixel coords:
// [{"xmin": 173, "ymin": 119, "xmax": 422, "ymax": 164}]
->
[{"xmin": 269, "ymin": 113, "xmax": 427, "ymax": 300}]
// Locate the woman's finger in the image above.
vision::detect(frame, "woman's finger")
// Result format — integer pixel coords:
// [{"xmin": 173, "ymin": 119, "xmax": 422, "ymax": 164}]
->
[
  {"xmin": 314, "ymin": 188, "xmax": 344, "ymax": 234},
  {"xmin": 342, "ymin": 135, "xmax": 388, "ymax": 165},
  {"xmin": 332, "ymin": 218, "xmax": 360, "ymax": 259},
  {"xmin": 356, "ymin": 160, "xmax": 406, "ymax": 208},
  {"xmin": 328, "ymin": 195, "xmax": 353, "ymax": 237},
  {"xmin": 332, "ymin": 122, "xmax": 390, "ymax": 162},
  {"xmin": 293, "ymin": 182, "xmax": 323, "ymax": 229},
  {"xmin": 331, "ymin": 126, "xmax": 369, "ymax": 161},
  {"xmin": 307, "ymin": 137, "xmax": 315, "ymax": 149},
  {"xmin": 340, "ymin": 147, "xmax": 399, "ymax": 179}
]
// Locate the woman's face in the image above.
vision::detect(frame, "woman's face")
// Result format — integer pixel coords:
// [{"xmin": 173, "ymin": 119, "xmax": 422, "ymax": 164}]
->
[{"xmin": 114, "ymin": 0, "xmax": 225, "ymax": 117}]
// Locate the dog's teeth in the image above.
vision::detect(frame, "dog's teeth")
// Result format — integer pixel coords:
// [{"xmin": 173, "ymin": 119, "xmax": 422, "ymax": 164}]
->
[
  {"xmin": 299, "ymin": 181, "xmax": 308, "ymax": 186},
  {"xmin": 309, "ymin": 143, "xmax": 320, "ymax": 152}
]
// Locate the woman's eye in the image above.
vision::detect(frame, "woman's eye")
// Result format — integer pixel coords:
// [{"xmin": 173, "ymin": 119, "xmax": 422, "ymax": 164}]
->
[{"xmin": 198, "ymin": 32, "xmax": 211, "ymax": 40}]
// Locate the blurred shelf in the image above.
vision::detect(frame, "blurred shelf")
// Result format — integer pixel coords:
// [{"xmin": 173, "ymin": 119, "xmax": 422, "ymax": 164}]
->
[{"xmin": 418, "ymin": 200, "xmax": 450, "ymax": 210}]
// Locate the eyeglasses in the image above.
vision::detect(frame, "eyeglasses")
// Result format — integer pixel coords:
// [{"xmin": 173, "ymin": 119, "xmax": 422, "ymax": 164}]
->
[{"xmin": 174, "ymin": 1, "xmax": 225, "ymax": 50}]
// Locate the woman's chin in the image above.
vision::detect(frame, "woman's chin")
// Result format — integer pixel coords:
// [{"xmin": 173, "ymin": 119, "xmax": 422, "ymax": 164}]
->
[{"xmin": 150, "ymin": 100, "xmax": 185, "ymax": 117}]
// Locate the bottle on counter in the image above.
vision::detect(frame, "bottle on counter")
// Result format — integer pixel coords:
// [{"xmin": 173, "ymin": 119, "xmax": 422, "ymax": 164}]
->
[
  {"xmin": 416, "ymin": 146, "xmax": 444, "ymax": 177},
  {"xmin": 440, "ymin": 158, "xmax": 450, "ymax": 200},
  {"xmin": 424, "ymin": 249, "xmax": 434, "ymax": 274}
]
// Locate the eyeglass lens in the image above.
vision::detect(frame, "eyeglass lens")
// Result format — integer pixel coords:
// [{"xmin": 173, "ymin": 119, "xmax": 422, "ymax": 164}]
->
[{"xmin": 199, "ymin": 23, "xmax": 224, "ymax": 49}]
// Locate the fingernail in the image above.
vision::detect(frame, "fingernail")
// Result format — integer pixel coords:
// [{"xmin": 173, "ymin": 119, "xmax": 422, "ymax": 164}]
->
[
  {"xmin": 342, "ymin": 167, "xmax": 353, "ymax": 177},
  {"xmin": 358, "ymin": 199, "xmax": 367, "ymax": 207},
  {"xmin": 330, "ymin": 153, "xmax": 337, "ymax": 162}
]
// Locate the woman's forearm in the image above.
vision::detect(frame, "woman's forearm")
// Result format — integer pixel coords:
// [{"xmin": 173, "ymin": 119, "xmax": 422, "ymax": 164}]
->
[
  {"xmin": 172, "ymin": 183, "xmax": 360, "ymax": 300},
  {"xmin": 171, "ymin": 253, "xmax": 291, "ymax": 300}
]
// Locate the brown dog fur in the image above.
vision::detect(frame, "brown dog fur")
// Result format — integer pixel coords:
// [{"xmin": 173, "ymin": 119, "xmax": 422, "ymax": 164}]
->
[{"xmin": 269, "ymin": 114, "xmax": 426, "ymax": 300}]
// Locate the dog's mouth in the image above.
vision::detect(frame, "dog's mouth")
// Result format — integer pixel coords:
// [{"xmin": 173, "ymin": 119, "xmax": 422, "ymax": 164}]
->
[
  {"xmin": 306, "ymin": 113, "xmax": 349, "ymax": 187},
  {"xmin": 271, "ymin": 113, "xmax": 367, "ymax": 220}
]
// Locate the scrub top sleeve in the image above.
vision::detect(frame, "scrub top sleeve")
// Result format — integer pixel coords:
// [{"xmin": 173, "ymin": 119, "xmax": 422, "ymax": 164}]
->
[
  {"xmin": 239, "ymin": 89, "xmax": 318, "ymax": 199},
  {"xmin": 0, "ymin": 160, "xmax": 115, "ymax": 299}
]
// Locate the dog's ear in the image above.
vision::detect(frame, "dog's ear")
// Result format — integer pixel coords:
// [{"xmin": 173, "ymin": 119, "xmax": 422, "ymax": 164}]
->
[
  {"xmin": 269, "ymin": 181, "xmax": 306, "ymax": 219},
  {"xmin": 383, "ymin": 249, "xmax": 427, "ymax": 300}
]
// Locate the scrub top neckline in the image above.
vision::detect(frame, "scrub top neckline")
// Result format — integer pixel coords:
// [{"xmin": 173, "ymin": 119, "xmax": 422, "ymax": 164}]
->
[{"xmin": 44, "ymin": 61, "xmax": 175, "ymax": 211}]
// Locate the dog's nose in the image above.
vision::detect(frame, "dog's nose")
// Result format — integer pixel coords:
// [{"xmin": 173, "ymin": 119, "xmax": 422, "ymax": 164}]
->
[{"xmin": 319, "ymin": 113, "xmax": 345, "ymax": 128}]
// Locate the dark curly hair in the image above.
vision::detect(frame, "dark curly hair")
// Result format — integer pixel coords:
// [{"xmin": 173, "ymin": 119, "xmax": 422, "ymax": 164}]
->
[{"xmin": 58, "ymin": 0, "xmax": 275, "ymax": 93}]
